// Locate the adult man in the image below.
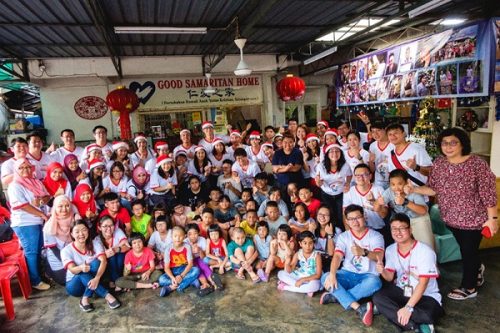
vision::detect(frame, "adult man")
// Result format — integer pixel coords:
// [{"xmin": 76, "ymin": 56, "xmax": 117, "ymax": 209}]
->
[
  {"xmin": 385, "ymin": 53, "xmax": 398, "ymax": 75},
  {"xmin": 316, "ymin": 120, "xmax": 329, "ymax": 140},
  {"xmin": 232, "ymin": 148, "xmax": 260, "ymax": 189},
  {"xmin": 226, "ymin": 129, "xmax": 247, "ymax": 156},
  {"xmin": 385, "ymin": 123, "xmax": 432, "ymax": 186},
  {"xmin": 368, "ymin": 121, "xmax": 394, "ymax": 189},
  {"xmin": 173, "ymin": 129, "xmax": 196, "ymax": 160},
  {"xmin": 198, "ymin": 121, "xmax": 229, "ymax": 152},
  {"xmin": 50, "ymin": 129, "xmax": 84, "ymax": 164},
  {"xmin": 416, "ymin": 76, "xmax": 429, "ymax": 97},
  {"xmin": 98, "ymin": 192, "xmax": 131, "ymax": 235},
  {"xmin": 320, "ymin": 204, "xmax": 384, "ymax": 327},
  {"xmin": 287, "ymin": 118, "xmax": 298, "ymax": 138},
  {"xmin": 81, "ymin": 126, "xmax": 113, "ymax": 162},
  {"xmin": 373, "ymin": 213, "xmax": 443, "ymax": 332},
  {"xmin": 27, "ymin": 132, "xmax": 54, "ymax": 179},
  {"xmin": 272, "ymin": 132, "xmax": 304, "ymax": 190}
]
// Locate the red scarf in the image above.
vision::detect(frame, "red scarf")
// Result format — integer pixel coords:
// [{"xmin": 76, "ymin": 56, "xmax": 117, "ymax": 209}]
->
[
  {"xmin": 72, "ymin": 183, "xmax": 97, "ymax": 217},
  {"xmin": 43, "ymin": 162, "xmax": 68, "ymax": 196}
]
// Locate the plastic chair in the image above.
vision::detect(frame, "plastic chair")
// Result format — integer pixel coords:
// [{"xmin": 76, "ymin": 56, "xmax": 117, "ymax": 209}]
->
[
  {"xmin": 0, "ymin": 236, "xmax": 32, "ymax": 298},
  {"xmin": 0, "ymin": 264, "xmax": 20, "ymax": 320}
]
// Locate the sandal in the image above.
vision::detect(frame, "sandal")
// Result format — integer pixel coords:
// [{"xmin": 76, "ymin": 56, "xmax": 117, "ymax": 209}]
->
[
  {"xmin": 251, "ymin": 275, "xmax": 261, "ymax": 284},
  {"xmin": 211, "ymin": 274, "xmax": 224, "ymax": 290},
  {"xmin": 447, "ymin": 287, "xmax": 477, "ymax": 300},
  {"xmin": 151, "ymin": 282, "xmax": 160, "ymax": 290},
  {"xmin": 477, "ymin": 264, "xmax": 485, "ymax": 287},
  {"xmin": 235, "ymin": 272, "xmax": 246, "ymax": 280}
]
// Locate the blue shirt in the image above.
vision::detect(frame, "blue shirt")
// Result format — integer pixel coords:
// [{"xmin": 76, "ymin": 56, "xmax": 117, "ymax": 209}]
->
[{"xmin": 272, "ymin": 148, "xmax": 304, "ymax": 186}]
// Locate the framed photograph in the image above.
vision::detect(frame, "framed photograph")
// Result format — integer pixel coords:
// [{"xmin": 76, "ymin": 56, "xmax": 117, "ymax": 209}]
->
[{"xmin": 151, "ymin": 125, "xmax": 162, "ymax": 138}]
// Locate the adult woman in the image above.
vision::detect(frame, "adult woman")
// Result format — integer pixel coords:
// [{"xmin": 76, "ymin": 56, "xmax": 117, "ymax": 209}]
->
[
  {"xmin": 126, "ymin": 165, "xmax": 150, "ymax": 201},
  {"xmin": 209, "ymin": 138, "xmax": 231, "ymax": 177},
  {"xmin": 7, "ymin": 158, "xmax": 51, "ymax": 290},
  {"xmin": 82, "ymin": 158, "xmax": 107, "ymax": 204},
  {"xmin": 295, "ymin": 124, "xmax": 309, "ymax": 150},
  {"xmin": 149, "ymin": 155, "xmax": 177, "ymax": 208},
  {"xmin": 73, "ymin": 183, "xmax": 99, "ymax": 235},
  {"xmin": 107, "ymin": 141, "xmax": 131, "ymax": 176},
  {"xmin": 94, "ymin": 215, "xmax": 130, "ymax": 290},
  {"xmin": 408, "ymin": 127, "xmax": 497, "ymax": 301},
  {"xmin": 303, "ymin": 133, "xmax": 321, "ymax": 194},
  {"xmin": 188, "ymin": 146, "xmax": 212, "ymax": 184},
  {"xmin": 130, "ymin": 135, "xmax": 155, "ymax": 169},
  {"xmin": 43, "ymin": 162, "xmax": 73, "ymax": 202},
  {"xmin": 43, "ymin": 195, "xmax": 77, "ymax": 285},
  {"xmin": 315, "ymin": 144, "xmax": 352, "ymax": 230},
  {"xmin": 61, "ymin": 220, "xmax": 121, "ymax": 312},
  {"xmin": 103, "ymin": 161, "xmax": 130, "ymax": 211},
  {"xmin": 63, "ymin": 154, "xmax": 86, "ymax": 191}
]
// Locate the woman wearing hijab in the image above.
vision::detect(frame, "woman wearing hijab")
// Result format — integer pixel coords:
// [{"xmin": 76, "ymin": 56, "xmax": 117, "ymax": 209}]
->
[
  {"xmin": 43, "ymin": 162, "xmax": 73, "ymax": 202},
  {"xmin": 63, "ymin": 154, "xmax": 86, "ymax": 191},
  {"xmin": 73, "ymin": 183, "xmax": 99, "ymax": 237},
  {"xmin": 8, "ymin": 158, "xmax": 51, "ymax": 291},
  {"xmin": 126, "ymin": 165, "xmax": 150, "ymax": 202},
  {"xmin": 43, "ymin": 195, "xmax": 77, "ymax": 285}
]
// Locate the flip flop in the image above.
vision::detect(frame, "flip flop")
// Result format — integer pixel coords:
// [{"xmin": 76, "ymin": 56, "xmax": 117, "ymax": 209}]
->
[
  {"xmin": 151, "ymin": 282, "xmax": 160, "ymax": 290},
  {"xmin": 447, "ymin": 287, "xmax": 477, "ymax": 300},
  {"xmin": 211, "ymin": 274, "xmax": 224, "ymax": 290},
  {"xmin": 251, "ymin": 275, "xmax": 261, "ymax": 284}
]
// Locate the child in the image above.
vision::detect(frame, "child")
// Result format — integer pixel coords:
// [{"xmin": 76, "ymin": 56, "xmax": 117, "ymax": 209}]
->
[
  {"xmin": 204, "ymin": 224, "xmax": 231, "ymax": 275},
  {"xmin": 227, "ymin": 227, "xmax": 260, "ymax": 282},
  {"xmin": 130, "ymin": 199, "xmax": 153, "ymax": 240},
  {"xmin": 159, "ymin": 226, "xmax": 200, "ymax": 297},
  {"xmin": 197, "ymin": 207, "xmax": 215, "ymax": 239},
  {"xmin": 242, "ymin": 199, "xmax": 258, "ymax": 220},
  {"xmin": 115, "ymin": 232, "xmax": 162, "ymax": 290},
  {"xmin": 376, "ymin": 169, "xmax": 435, "ymax": 250},
  {"xmin": 215, "ymin": 195, "xmax": 241, "ymax": 240},
  {"xmin": 254, "ymin": 221, "xmax": 272, "ymax": 282},
  {"xmin": 207, "ymin": 187, "xmax": 222, "ymax": 211},
  {"xmin": 277, "ymin": 231, "xmax": 322, "ymax": 296},
  {"xmin": 151, "ymin": 203, "xmax": 167, "ymax": 221},
  {"xmin": 186, "ymin": 224, "xmax": 223, "ymax": 295},
  {"xmin": 171, "ymin": 200, "xmax": 191, "ymax": 228},
  {"xmin": 297, "ymin": 187, "xmax": 321, "ymax": 219},
  {"xmin": 240, "ymin": 209, "xmax": 259, "ymax": 237},
  {"xmin": 237, "ymin": 188, "xmax": 254, "ymax": 215},
  {"xmin": 288, "ymin": 202, "xmax": 317, "ymax": 235},
  {"xmin": 263, "ymin": 224, "xmax": 295, "ymax": 282},
  {"xmin": 148, "ymin": 216, "xmax": 172, "ymax": 269},
  {"xmin": 264, "ymin": 201, "xmax": 288, "ymax": 237},
  {"xmin": 252, "ymin": 172, "xmax": 270, "ymax": 207}
]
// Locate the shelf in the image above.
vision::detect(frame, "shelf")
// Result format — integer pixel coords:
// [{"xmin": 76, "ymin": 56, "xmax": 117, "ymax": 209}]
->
[{"xmin": 474, "ymin": 151, "xmax": 491, "ymax": 157}]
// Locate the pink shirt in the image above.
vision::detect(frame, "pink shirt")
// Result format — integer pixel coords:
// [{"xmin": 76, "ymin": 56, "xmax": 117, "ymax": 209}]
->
[{"xmin": 125, "ymin": 247, "xmax": 155, "ymax": 274}]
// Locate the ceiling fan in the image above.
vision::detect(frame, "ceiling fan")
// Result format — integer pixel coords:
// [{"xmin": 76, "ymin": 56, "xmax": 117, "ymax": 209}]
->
[{"xmin": 234, "ymin": 38, "xmax": 252, "ymax": 76}]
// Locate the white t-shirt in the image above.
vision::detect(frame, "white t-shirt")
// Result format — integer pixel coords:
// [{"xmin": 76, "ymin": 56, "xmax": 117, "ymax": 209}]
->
[
  {"xmin": 144, "ymin": 159, "xmax": 157, "ymax": 175},
  {"xmin": 231, "ymin": 160, "xmax": 260, "ymax": 188},
  {"xmin": 184, "ymin": 236, "xmax": 207, "ymax": 258},
  {"xmin": 387, "ymin": 142, "xmax": 432, "ymax": 185},
  {"xmin": 316, "ymin": 163, "xmax": 352, "ymax": 196},
  {"xmin": 129, "ymin": 149, "xmax": 155, "ymax": 169},
  {"xmin": 148, "ymin": 230, "xmax": 173, "ymax": 254},
  {"xmin": 92, "ymin": 228, "xmax": 128, "ymax": 250},
  {"xmin": 126, "ymin": 178, "xmax": 150, "ymax": 199},
  {"xmin": 199, "ymin": 136, "xmax": 230, "ymax": 153},
  {"xmin": 208, "ymin": 153, "xmax": 233, "ymax": 169},
  {"xmin": 27, "ymin": 152, "xmax": 53, "ymax": 179},
  {"xmin": 344, "ymin": 149, "xmax": 370, "ymax": 174},
  {"xmin": 50, "ymin": 146, "xmax": 84, "ymax": 164},
  {"xmin": 61, "ymin": 241, "xmax": 105, "ymax": 282},
  {"xmin": 187, "ymin": 159, "xmax": 211, "ymax": 183},
  {"xmin": 217, "ymin": 174, "xmax": 242, "ymax": 204},
  {"xmin": 335, "ymin": 228, "xmax": 384, "ymax": 275},
  {"xmin": 44, "ymin": 233, "xmax": 72, "ymax": 271},
  {"xmin": 226, "ymin": 144, "xmax": 248, "ymax": 157},
  {"xmin": 343, "ymin": 184, "xmax": 386, "ymax": 230},
  {"xmin": 148, "ymin": 170, "xmax": 178, "ymax": 195},
  {"xmin": 385, "ymin": 241, "xmax": 441, "ymax": 304},
  {"xmin": 245, "ymin": 146, "xmax": 267, "ymax": 164},
  {"xmin": 173, "ymin": 144, "xmax": 197, "ymax": 160},
  {"xmin": 8, "ymin": 182, "xmax": 44, "ymax": 227},
  {"xmin": 1, "ymin": 157, "xmax": 16, "ymax": 182},
  {"xmin": 369, "ymin": 141, "xmax": 394, "ymax": 189},
  {"xmin": 102, "ymin": 176, "xmax": 128, "ymax": 194}
]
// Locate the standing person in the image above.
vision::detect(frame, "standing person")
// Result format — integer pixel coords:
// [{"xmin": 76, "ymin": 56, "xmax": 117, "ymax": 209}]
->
[
  {"xmin": 173, "ymin": 129, "xmax": 197, "ymax": 160},
  {"xmin": 8, "ymin": 158, "xmax": 51, "ymax": 290},
  {"xmin": 272, "ymin": 132, "xmax": 304, "ymax": 192},
  {"xmin": 1, "ymin": 137, "xmax": 29, "ymax": 187},
  {"xmin": 107, "ymin": 141, "xmax": 131, "ymax": 176},
  {"xmin": 316, "ymin": 120, "xmax": 329, "ymax": 140},
  {"xmin": 198, "ymin": 121, "xmax": 229, "ymax": 152},
  {"xmin": 287, "ymin": 118, "xmax": 298, "ymax": 139},
  {"xmin": 81, "ymin": 126, "xmax": 113, "ymax": 162},
  {"xmin": 373, "ymin": 213, "xmax": 443, "ymax": 332},
  {"xmin": 368, "ymin": 121, "xmax": 393, "ymax": 189},
  {"xmin": 50, "ymin": 129, "xmax": 84, "ymax": 165},
  {"xmin": 27, "ymin": 132, "xmax": 54, "ymax": 179},
  {"xmin": 63, "ymin": 154, "xmax": 86, "ymax": 192},
  {"xmin": 145, "ymin": 141, "xmax": 169, "ymax": 174},
  {"xmin": 407, "ymin": 128, "xmax": 497, "ymax": 300},
  {"xmin": 130, "ymin": 134, "xmax": 155, "ymax": 169}
]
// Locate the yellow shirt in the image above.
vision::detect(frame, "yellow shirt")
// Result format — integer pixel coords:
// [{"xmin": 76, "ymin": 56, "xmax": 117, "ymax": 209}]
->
[{"xmin": 240, "ymin": 220, "xmax": 258, "ymax": 237}]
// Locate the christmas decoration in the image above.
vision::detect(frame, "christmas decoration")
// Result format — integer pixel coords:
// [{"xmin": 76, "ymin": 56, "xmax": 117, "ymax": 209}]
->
[
  {"xmin": 74, "ymin": 96, "xmax": 107, "ymax": 120},
  {"xmin": 459, "ymin": 109, "xmax": 479, "ymax": 131},
  {"xmin": 276, "ymin": 74, "xmax": 306, "ymax": 101},
  {"xmin": 106, "ymin": 86, "xmax": 139, "ymax": 140},
  {"xmin": 412, "ymin": 97, "xmax": 445, "ymax": 159}
]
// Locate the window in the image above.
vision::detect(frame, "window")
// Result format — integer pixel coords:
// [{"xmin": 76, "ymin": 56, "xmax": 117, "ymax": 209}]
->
[{"xmin": 304, "ymin": 104, "xmax": 318, "ymax": 128}]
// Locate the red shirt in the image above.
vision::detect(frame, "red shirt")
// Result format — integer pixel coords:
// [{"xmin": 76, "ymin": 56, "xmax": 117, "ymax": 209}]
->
[
  {"xmin": 208, "ymin": 239, "xmax": 226, "ymax": 257},
  {"xmin": 99, "ymin": 207, "xmax": 131, "ymax": 231},
  {"xmin": 125, "ymin": 247, "xmax": 155, "ymax": 274},
  {"xmin": 305, "ymin": 198, "xmax": 321, "ymax": 219},
  {"xmin": 168, "ymin": 246, "xmax": 189, "ymax": 268}
]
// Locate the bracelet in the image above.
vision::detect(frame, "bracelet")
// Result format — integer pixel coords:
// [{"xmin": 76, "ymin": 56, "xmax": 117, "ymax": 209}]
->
[{"xmin": 327, "ymin": 234, "xmax": 334, "ymax": 239}]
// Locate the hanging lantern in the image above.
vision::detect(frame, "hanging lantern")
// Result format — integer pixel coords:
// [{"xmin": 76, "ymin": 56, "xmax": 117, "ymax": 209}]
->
[
  {"xmin": 106, "ymin": 85, "xmax": 139, "ymax": 140},
  {"xmin": 276, "ymin": 74, "xmax": 306, "ymax": 101},
  {"xmin": 437, "ymin": 98, "xmax": 451, "ymax": 109}
]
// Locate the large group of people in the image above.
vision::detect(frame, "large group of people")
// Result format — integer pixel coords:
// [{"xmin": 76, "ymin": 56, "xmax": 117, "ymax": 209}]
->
[{"xmin": 0, "ymin": 116, "xmax": 497, "ymax": 332}]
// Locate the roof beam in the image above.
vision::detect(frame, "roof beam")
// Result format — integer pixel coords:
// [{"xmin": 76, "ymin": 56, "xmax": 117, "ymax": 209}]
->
[{"xmin": 1, "ymin": 41, "xmax": 303, "ymax": 48}]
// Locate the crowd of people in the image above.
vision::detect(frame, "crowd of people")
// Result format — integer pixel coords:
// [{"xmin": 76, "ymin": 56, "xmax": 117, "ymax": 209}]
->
[{"xmin": 0, "ymin": 115, "xmax": 497, "ymax": 332}]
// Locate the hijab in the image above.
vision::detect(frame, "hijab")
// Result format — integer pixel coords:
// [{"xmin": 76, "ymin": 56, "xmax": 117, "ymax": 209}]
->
[
  {"xmin": 43, "ymin": 195, "xmax": 74, "ymax": 244},
  {"xmin": 131, "ymin": 165, "xmax": 150, "ymax": 190},
  {"xmin": 13, "ymin": 158, "xmax": 49, "ymax": 197},
  {"xmin": 63, "ymin": 154, "xmax": 82, "ymax": 189},
  {"xmin": 43, "ymin": 162, "xmax": 68, "ymax": 196},
  {"xmin": 72, "ymin": 183, "xmax": 97, "ymax": 217}
]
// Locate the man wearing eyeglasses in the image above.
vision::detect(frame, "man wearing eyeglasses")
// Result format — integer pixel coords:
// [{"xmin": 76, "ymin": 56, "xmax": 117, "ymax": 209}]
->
[
  {"xmin": 319, "ymin": 204, "xmax": 384, "ymax": 327},
  {"xmin": 373, "ymin": 213, "xmax": 443, "ymax": 333}
]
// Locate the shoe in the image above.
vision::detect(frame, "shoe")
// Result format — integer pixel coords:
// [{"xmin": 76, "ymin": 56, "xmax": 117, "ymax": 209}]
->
[
  {"xmin": 33, "ymin": 281, "xmax": 51, "ymax": 291},
  {"xmin": 159, "ymin": 285, "xmax": 172, "ymax": 297},
  {"xmin": 107, "ymin": 299, "xmax": 121, "ymax": 310},
  {"xmin": 319, "ymin": 292, "xmax": 337, "ymax": 305},
  {"xmin": 79, "ymin": 299, "xmax": 94, "ymax": 313},
  {"xmin": 417, "ymin": 324, "xmax": 435, "ymax": 333},
  {"xmin": 477, "ymin": 263, "xmax": 485, "ymax": 287},
  {"xmin": 197, "ymin": 286, "xmax": 214, "ymax": 297},
  {"xmin": 357, "ymin": 302, "xmax": 374, "ymax": 327},
  {"xmin": 447, "ymin": 287, "xmax": 477, "ymax": 300},
  {"xmin": 211, "ymin": 274, "xmax": 224, "ymax": 290},
  {"xmin": 373, "ymin": 304, "xmax": 380, "ymax": 316},
  {"xmin": 191, "ymin": 279, "xmax": 201, "ymax": 289},
  {"xmin": 277, "ymin": 281, "xmax": 286, "ymax": 291},
  {"xmin": 257, "ymin": 269, "xmax": 268, "ymax": 282}
]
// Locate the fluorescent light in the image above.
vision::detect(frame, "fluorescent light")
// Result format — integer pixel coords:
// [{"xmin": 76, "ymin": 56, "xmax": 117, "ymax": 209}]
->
[
  {"xmin": 408, "ymin": 0, "xmax": 452, "ymax": 19},
  {"xmin": 303, "ymin": 46, "xmax": 338, "ymax": 65},
  {"xmin": 440, "ymin": 18, "xmax": 466, "ymax": 26},
  {"xmin": 114, "ymin": 26, "xmax": 207, "ymax": 34}
]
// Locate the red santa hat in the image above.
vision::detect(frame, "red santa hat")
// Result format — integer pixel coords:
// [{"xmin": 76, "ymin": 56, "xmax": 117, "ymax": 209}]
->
[
  {"xmin": 273, "ymin": 133, "xmax": 283, "ymax": 140},
  {"xmin": 87, "ymin": 158, "xmax": 105, "ymax": 172},
  {"xmin": 154, "ymin": 141, "xmax": 169, "ymax": 150},
  {"xmin": 194, "ymin": 145, "xmax": 206, "ymax": 153},
  {"xmin": 249, "ymin": 131, "xmax": 261, "ymax": 140},
  {"xmin": 180, "ymin": 129, "xmax": 191, "ymax": 136},
  {"xmin": 323, "ymin": 143, "xmax": 343, "ymax": 154},
  {"xmin": 112, "ymin": 141, "xmax": 129, "ymax": 151},
  {"xmin": 86, "ymin": 144, "xmax": 102, "ymax": 155},
  {"xmin": 305, "ymin": 133, "xmax": 320, "ymax": 144},
  {"xmin": 156, "ymin": 155, "xmax": 173, "ymax": 167},
  {"xmin": 201, "ymin": 121, "xmax": 214, "ymax": 130},
  {"xmin": 211, "ymin": 138, "xmax": 225, "ymax": 147},
  {"xmin": 317, "ymin": 120, "xmax": 329, "ymax": 128},
  {"xmin": 324, "ymin": 128, "xmax": 338, "ymax": 137},
  {"xmin": 133, "ymin": 135, "xmax": 147, "ymax": 144},
  {"xmin": 261, "ymin": 141, "xmax": 274, "ymax": 149},
  {"xmin": 230, "ymin": 129, "xmax": 242, "ymax": 137},
  {"xmin": 174, "ymin": 149, "xmax": 188, "ymax": 158}
]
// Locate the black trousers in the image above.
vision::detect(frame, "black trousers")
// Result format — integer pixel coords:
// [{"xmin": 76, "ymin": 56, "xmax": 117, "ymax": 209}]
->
[
  {"xmin": 448, "ymin": 226, "xmax": 483, "ymax": 290},
  {"xmin": 321, "ymin": 191, "xmax": 344, "ymax": 231},
  {"xmin": 373, "ymin": 283, "xmax": 444, "ymax": 331}
]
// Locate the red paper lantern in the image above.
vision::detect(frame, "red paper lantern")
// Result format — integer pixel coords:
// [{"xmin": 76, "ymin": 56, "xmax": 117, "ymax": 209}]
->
[
  {"xmin": 437, "ymin": 98, "xmax": 451, "ymax": 109},
  {"xmin": 106, "ymin": 86, "xmax": 139, "ymax": 140},
  {"xmin": 276, "ymin": 74, "xmax": 306, "ymax": 101}
]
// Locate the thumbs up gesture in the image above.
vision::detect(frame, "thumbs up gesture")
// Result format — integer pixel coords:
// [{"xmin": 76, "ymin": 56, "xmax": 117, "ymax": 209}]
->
[
  {"xmin": 405, "ymin": 155, "xmax": 417, "ymax": 171},
  {"xmin": 376, "ymin": 257, "xmax": 384, "ymax": 274},
  {"xmin": 366, "ymin": 191, "xmax": 375, "ymax": 203},
  {"xmin": 394, "ymin": 191, "xmax": 405, "ymax": 205},
  {"xmin": 55, "ymin": 184, "xmax": 65, "ymax": 196}
]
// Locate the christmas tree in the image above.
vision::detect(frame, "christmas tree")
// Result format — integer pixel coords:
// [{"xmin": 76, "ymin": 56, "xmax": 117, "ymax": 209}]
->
[{"xmin": 412, "ymin": 97, "xmax": 444, "ymax": 159}]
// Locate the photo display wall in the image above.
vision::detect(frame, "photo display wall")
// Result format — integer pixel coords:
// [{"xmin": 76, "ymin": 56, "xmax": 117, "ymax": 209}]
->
[{"xmin": 337, "ymin": 21, "xmax": 494, "ymax": 106}]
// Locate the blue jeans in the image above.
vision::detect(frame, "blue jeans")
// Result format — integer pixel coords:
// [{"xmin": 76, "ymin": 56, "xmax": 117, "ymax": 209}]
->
[
  {"xmin": 321, "ymin": 269, "xmax": 382, "ymax": 309},
  {"xmin": 107, "ymin": 252, "xmax": 125, "ymax": 282},
  {"xmin": 13, "ymin": 225, "xmax": 43, "ymax": 286},
  {"xmin": 158, "ymin": 265, "xmax": 200, "ymax": 292},
  {"xmin": 66, "ymin": 259, "xmax": 109, "ymax": 298}
]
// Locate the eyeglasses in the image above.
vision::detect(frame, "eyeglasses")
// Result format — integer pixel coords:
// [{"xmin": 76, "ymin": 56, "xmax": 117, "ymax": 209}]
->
[
  {"xmin": 346, "ymin": 215, "xmax": 364, "ymax": 222},
  {"xmin": 18, "ymin": 166, "xmax": 32, "ymax": 171},
  {"xmin": 101, "ymin": 225, "xmax": 114, "ymax": 229},
  {"xmin": 317, "ymin": 213, "xmax": 330, "ymax": 217},
  {"xmin": 112, "ymin": 170, "xmax": 123, "ymax": 173},
  {"xmin": 354, "ymin": 173, "xmax": 370, "ymax": 178},
  {"xmin": 441, "ymin": 140, "xmax": 459, "ymax": 147},
  {"xmin": 390, "ymin": 227, "xmax": 410, "ymax": 233}
]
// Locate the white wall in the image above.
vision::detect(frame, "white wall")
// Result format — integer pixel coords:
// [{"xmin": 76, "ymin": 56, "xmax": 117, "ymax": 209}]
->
[{"xmin": 490, "ymin": 120, "xmax": 500, "ymax": 177}]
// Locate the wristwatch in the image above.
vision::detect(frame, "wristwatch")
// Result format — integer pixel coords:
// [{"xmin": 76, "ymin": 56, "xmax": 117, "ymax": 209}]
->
[
  {"xmin": 414, "ymin": 165, "xmax": 421, "ymax": 172},
  {"xmin": 405, "ymin": 305, "xmax": 414, "ymax": 313},
  {"xmin": 327, "ymin": 234, "xmax": 334, "ymax": 239},
  {"xmin": 363, "ymin": 249, "xmax": 369, "ymax": 257},
  {"xmin": 403, "ymin": 198, "xmax": 410, "ymax": 206}
]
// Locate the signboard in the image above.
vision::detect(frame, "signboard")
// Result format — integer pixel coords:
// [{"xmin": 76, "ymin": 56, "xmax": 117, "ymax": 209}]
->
[
  {"xmin": 337, "ymin": 21, "xmax": 494, "ymax": 106},
  {"xmin": 112, "ymin": 75, "xmax": 263, "ymax": 111}
]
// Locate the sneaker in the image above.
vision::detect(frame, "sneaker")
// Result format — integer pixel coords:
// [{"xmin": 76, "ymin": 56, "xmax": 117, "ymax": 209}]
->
[
  {"xmin": 373, "ymin": 304, "xmax": 380, "ymax": 316},
  {"xmin": 159, "ymin": 285, "xmax": 172, "ymax": 297},
  {"xmin": 319, "ymin": 292, "xmax": 337, "ymax": 305},
  {"xmin": 257, "ymin": 269, "xmax": 268, "ymax": 282},
  {"xmin": 197, "ymin": 286, "xmax": 215, "ymax": 297},
  {"xmin": 417, "ymin": 324, "xmax": 435, "ymax": 333},
  {"xmin": 33, "ymin": 281, "xmax": 51, "ymax": 291},
  {"xmin": 79, "ymin": 300, "xmax": 94, "ymax": 313},
  {"xmin": 357, "ymin": 302, "xmax": 374, "ymax": 327},
  {"xmin": 211, "ymin": 274, "xmax": 224, "ymax": 290},
  {"xmin": 107, "ymin": 299, "xmax": 121, "ymax": 310}
]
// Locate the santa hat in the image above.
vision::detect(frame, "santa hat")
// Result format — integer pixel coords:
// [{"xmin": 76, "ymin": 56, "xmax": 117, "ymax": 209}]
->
[
  {"xmin": 324, "ymin": 128, "xmax": 338, "ymax": 137},
  {"xmin": 305, "ymin": 133, "xmax": 320, "ymax": 144},
  {"xmin": 317, "ymin": 120, "xmax": 329, "ymax": 128},
  {"xmin": 249, "ymin": 131, "xmax": 261, "ymax": 140},
  {"xmin": 180, "ymin": 129, "xmax": 191, "ymax": 136},
  {"xmin": 156, "ymin": 155, "xmax": 173, "ymax": 167},
  {"xmin": 201, "ymin": 121, "xmax": 214, "ymax": 130},
  {"xmin": 175, "ymin": 149, "xmax": 187, "ymax": 158},
  {"xmin": 211, "ymin": 138, "xmax": 224, "ymax": 147},
  {"xmin": 112, "ymin": 141, "xmax": 129, "ymax": 151},
  {"xmin": 261, "ymin": 141, "xmax": 274, "ymax": 149},
  {"xmin": 154, "ymin": 141, "xmax": 169, "ymax": 150},
  {"xmin": 86, "ymin": 144, "xmax": 102, "ymax": 155},
  {"xmin": 273, "ymin": 133, "xmax": 283, "ymax": 140},
  {"xmin": 134, "ymin": 135, "xmax": 147, "ymax": 144},
  {"xmin": 230, "ymin": 129, "xmax": 242, "ymax": 137},
  {"xmin": 87, "ymin": 158, "xmax": 105, "ymax": 172},
  {"xmin": 194, "ymin": 145, "xmax": 206, "ymax": 153},
  {"xmin": 323, "ymin": 143, "xmax": 343, "ymax": 154}
]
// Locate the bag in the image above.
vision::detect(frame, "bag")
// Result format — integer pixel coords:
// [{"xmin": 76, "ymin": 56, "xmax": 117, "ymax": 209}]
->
[
  {"xmin": 0, "ymin": 218, "xmax": 14, "ymax": 243},
  {"xmin": 390, "ymin": 150, "xmax": 425, "ymax": 186}
]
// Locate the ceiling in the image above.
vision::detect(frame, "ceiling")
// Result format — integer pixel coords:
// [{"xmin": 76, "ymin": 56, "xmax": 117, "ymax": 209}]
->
[{"xmin": 0, "ymin": 0, "xmax": 497, "ymax": 79}]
